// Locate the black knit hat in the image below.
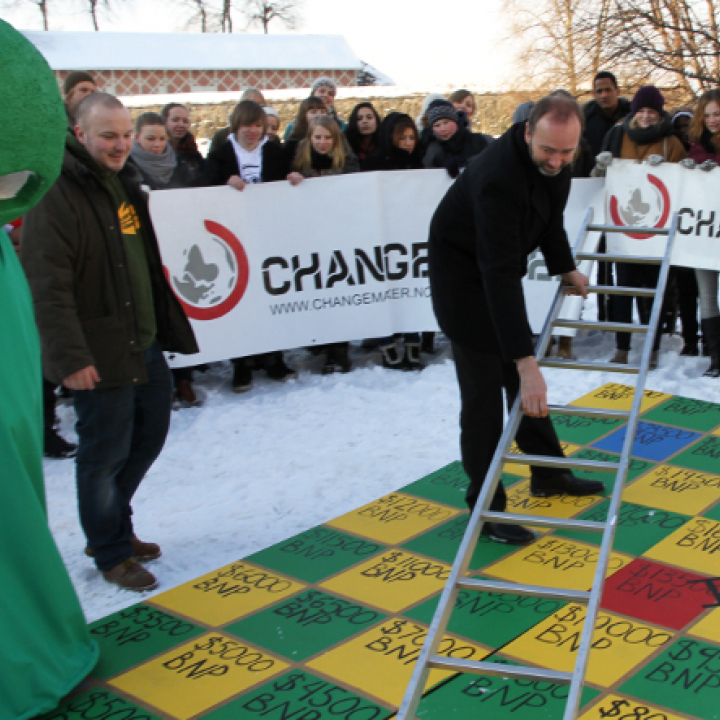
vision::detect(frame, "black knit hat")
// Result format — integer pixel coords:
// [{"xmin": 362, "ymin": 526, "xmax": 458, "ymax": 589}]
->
[
  {"xmin": 631, "ymin": 86, "xmax": 664, "ymax": 114},
  {"xmin": 64, "ymin": 71, "xmax": 95, "ymax": 97},
  {"xmin": 427, "ymin": 101, "xmax": 459, "ymax": 128}
]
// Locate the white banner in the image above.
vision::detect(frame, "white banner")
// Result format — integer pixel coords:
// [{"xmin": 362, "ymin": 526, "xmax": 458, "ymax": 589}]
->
[
  {"xmin": 605, "ymin": 159, "xmax": 720, "ymax": 270},
  {"xmin": 150, "ymin": 171, "xmax": 605, "ymax": 366}
]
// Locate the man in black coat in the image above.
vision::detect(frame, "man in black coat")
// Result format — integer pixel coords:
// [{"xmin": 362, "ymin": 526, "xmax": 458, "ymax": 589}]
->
[{"xmin": 429, "ymin": 94, "xmax": 604, "ymax": 545}]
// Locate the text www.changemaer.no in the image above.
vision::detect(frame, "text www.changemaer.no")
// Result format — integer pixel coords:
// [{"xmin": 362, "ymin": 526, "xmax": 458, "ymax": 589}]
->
[{"xmin": 269, "ymin": 286, "xmax": 431, "ymax": 315}]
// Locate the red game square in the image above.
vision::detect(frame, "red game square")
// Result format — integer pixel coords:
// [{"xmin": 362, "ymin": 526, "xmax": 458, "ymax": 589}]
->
[{"xmin": 601, "ymin": 559, "xmax": 717, "ymax": 629}]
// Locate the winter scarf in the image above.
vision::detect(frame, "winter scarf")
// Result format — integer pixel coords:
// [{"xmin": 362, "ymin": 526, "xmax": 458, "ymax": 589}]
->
[
  {"xmin": 622, "ymin": 112, "xmax": 674, "ymax": 146},
  {"xmin": 310, "ymin": 148, "xmax": 334, "ymax": 172},
  {"xmin": 130, "ymin": 141, "xmax": 177, "ymax": 186}
]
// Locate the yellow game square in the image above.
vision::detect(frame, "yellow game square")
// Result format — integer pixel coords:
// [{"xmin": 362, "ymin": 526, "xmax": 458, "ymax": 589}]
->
[
  {"xmin": 689, "ymin": 607, "xmax": 720, "ymax": 644},
  {"xmin": 570, "ymin": 383, "xmax": 669, "ymax": 413},
  {"xmin": 503, "ymin": 442, "xmax": 580, "ymax": 477},
  {"xmin": 644, "ymin": 517, "xmax": 720, "ymax": 576},
  {"xmin": 152, "ymin": 561, "xmax": 305, "ymax": 625},
  {"xmin": 506, "ymin": 479, "xmax": 602, "ymax": 524},
  {"xmin": 623, "ymin": 465, "xmax": 720, "ymax": 516},
  {"xmin": 578, "ymin": 693, "xmax": 687, "ymax": 720},
  {"xmin": 320, "ymin": 549, "xmax": 450, "ymax": 613},
  {"xmin": 326, "ymin": 492, "xmax": 458, "ymax": 544},
  {"xmin": 307, "ymin": 617, "xmax": 491, "ymax": 706},
  {"xmin": 484, "ymin": 536, "xmax": 633, "ymax": 591},
  {"xmin": 502, "ymin": 605, "xmax": 673, "ymax": 687},
  {"xmin": 713, "ymin": 425, "xmax": 720, "ymax": 437},
  {"xmin": 110, "ymin": 633, "xmax": 288, "ymax": 719}
]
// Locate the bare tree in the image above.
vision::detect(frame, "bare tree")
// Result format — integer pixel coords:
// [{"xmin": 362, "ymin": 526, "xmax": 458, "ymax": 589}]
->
[
  {"xmin": 605, "ymin": 0, "xmax": 720, "ymax": 96},
  {"xmin": 242, "ymin": 0, "xmax": 301, "ymax": 33},
  {"xmin": 181, "ymin": 0, "xmax": 210, "ymax": 31},
  {"xmin": 1, "ymin": 0, "xmax": 50, "ymax": 29}
]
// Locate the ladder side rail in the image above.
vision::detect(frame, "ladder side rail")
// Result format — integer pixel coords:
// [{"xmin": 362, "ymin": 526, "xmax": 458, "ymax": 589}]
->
[
  {"xmin": 561, "ymin": 213, "xmax": 679, "ymax": 720},
  {"xmin": 395, "ymin": 209, "xmax": 596, "ymax": 720}
]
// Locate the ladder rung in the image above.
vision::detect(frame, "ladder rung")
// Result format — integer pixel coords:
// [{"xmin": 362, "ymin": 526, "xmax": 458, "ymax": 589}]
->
[
  {"xmin": 587, "ymin": 223, "xmax": 670, "ymax": 236},
  {"xmin": 502, "ymin": 453, "xmax": 617, "ymax": 472},
  {"xmin": 576, "ymin": 252, "xmax": 662, "ymax": 265},
  {"xmin": 539, "ymin": 358, "xmax": 640, "ymax": 374},
  {"xmin": 482, "ymin": 511, "xmax": 606, "ymax": 533},
  {"xmin": 587, "ymin": 285, "xmax": 656, "ymax": 297},
  {"xmin": 548, "ymin": 404, "xmax": 630, "ymax": 421},
  {"xmin": 428, "ymin": 656, "xmax": 573, "ymax": 684},
  {"xmin": 457, "ymin": 577, "xmax": 591, "ymax": 603},
  {"xmin": 553, "ymin": 319, "xmax": 648, "ymax": 333}
]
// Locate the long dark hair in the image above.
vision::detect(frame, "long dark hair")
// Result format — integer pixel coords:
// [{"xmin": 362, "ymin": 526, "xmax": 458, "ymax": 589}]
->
[{"xmin": 344, "ymin": 102, "xmax": 381, "ymax": 155}]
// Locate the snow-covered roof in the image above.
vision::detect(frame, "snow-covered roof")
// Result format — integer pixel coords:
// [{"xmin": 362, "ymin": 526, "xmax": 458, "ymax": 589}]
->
[{"xmin": 21, "ymin": 31, "xmax": 363, "ymax": 71}]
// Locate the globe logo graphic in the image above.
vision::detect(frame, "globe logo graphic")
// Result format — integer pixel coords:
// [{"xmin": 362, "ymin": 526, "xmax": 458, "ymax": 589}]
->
[
  {"xmin": 609, "ymin": 173, "xmax": 670, "ymax": 240},
  {"xmin": 165, "ymin": 220, "xmax": 249, "ymax": 321}
]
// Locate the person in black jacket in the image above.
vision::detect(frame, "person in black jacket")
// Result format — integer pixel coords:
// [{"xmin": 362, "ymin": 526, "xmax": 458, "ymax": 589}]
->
[
  {"xmin": 344, "ymin": 102, "xmax": 382, "ymax": 162},
  {"xmin": 204, "ymin": 100, "xmax": 296, "ymax": 391},
  {"xmin": 429, "ymin": 94, "xmax": 603, "ymax": 545},
  {"xmin": 423, "ymin": 101, "xmax": 493, "ymax": 178}
]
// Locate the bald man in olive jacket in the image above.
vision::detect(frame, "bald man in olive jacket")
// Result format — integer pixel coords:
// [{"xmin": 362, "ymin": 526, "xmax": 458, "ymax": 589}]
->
[{"xmin": 429, "ymin": 95, "xmax": 603, "ymax": 545}]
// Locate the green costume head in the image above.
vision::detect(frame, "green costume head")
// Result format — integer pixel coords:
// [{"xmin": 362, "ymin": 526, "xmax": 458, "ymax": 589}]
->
[{"xmin": 0, "ymin": 20, "xmax": 66, "ymax": 226}]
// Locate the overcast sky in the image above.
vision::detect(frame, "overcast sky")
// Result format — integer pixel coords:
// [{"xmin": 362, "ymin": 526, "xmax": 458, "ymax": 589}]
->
[{"xmin": 1, "ymin": 0, "xmax": 518, "ymax": 90}]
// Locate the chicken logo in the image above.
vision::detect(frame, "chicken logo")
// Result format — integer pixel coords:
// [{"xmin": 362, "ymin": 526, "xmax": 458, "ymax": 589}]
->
[
  {"xmin": 163, "ymin": 220, "xmax": 249, "ymax": 321},
  {"xmin": 609, "ymin": 173, "xmax": 670, "ymax": 240}
]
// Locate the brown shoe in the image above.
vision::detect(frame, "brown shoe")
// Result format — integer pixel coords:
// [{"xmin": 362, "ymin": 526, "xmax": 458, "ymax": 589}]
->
[
  {"xmin": 176, "ymin": 379, "xmax": 201, "ymax": 407},
  {"xmin": 557, "ymin": 336, "xmax": 573, "ymax": 360},
  {"xmin": 86, "ymin": 535, "xmax": 161, "ymax": 563},
  {"xmin": 102, "ymin": 558, "xmax": 158, "ymax": 592}
]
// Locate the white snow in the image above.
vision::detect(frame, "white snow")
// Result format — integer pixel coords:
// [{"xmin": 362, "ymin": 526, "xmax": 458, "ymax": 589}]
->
[
  {"xmin": 21, "ymin": 31, "xmax": 362, "ymax": 72},
  {"xmin": 43, "ymin": 293, "xmax": 718, "ymax": 624}
]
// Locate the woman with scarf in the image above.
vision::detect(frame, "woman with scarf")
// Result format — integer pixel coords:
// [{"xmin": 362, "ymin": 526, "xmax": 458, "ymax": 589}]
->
[
  {"xmin": 287, "ymin": 115, "xmax": 359, "ymax": 374},
  {"xmin": 344, "ymin": 102, "xmax": 382, "ymax": 162},
  {"xmin": 162, "ymin": 102, "xmax": 204, "ymax": 185},
  {"xmin": 687, "ymin": 89, "xmax": 720, "ymax": 376},
  {"xmin": 595, "ymin": 85, "xmax": 685, "ymax": 368}
]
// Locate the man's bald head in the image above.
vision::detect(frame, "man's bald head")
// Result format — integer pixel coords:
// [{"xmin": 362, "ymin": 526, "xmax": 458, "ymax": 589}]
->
[
  {"xmin": 75, "ymin": 92, "xmax": 129, "ymax": 132},
  {"xmin": 527, "ymin": 94, "xmax": 584, "ymax": 136}
]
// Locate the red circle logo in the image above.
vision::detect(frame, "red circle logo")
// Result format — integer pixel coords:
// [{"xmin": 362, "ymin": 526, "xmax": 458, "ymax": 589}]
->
[{"xmin": 609, "ymin": 173, "xmax": 670, "ymax": 240}]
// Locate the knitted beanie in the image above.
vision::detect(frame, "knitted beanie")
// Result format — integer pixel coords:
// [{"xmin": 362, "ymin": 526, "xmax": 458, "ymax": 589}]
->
[
  {"xmin": 64, "ymin": 70, "xmax": 95, "ymax": 97},
  {"xmin": 311, "ymin": 76, "xmax": 337, "ymax": 95},
  {"xmin": 427, "ymin": 101, "xmax": 459, "ymax": 128},
  {"xmin": 631, "ymin": 86, "xmax": 664, "ymax": 114}
]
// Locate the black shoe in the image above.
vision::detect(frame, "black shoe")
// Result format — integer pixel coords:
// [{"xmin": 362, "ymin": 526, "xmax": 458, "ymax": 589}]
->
[
  {"xmin": 333, "ymin": 344, "xmax": 353, "ymax": 373},
  {"xmin": 680, "ymin": 342, "xmax": 699, "ymax": 357},
  {"xmin": 704, "ymin": 358, "xmax": 720, "ymax": 378},
  {"xmin": 381, "ymin": 344, "xmax": 404, "ymax": 370},
  {"xmin": 482, "ymin": 522, "xmax": 535, "ymax": 545},
  {"xmin": 321, "ymin": 346, "xmax": 336, "ymax": 375},
  {"xmin": 266, "ymin": 358, "xmax": 298, "ymax": 381},
  {"xmin": 530, "ymin": 471, "xmax": 604, "ymax": 498},
  {"xmin": 403, "ymin": 343, "xmax": 424, "ymax": 371},
  {"xmin": 421, "ymin": 332, "xmax": 436, "ymax": 355},
  {"xmin": 44, "ymin": 429, "xmax": 77, "ymax": 459},
  {"xmin": 232, "ymin": 363, "xmax": 252, "ymax": 393}
]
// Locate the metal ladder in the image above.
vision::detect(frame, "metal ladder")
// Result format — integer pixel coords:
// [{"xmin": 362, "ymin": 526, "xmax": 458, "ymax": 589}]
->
[{"xmin": 396, "ymin": 208, "xmax": 679, "ymax": 720}]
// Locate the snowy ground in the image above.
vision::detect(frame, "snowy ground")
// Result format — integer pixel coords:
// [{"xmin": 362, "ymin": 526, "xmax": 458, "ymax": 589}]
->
[{"xmin": 44, "ymin": 294, "xmax": 718, "ymax": 624}]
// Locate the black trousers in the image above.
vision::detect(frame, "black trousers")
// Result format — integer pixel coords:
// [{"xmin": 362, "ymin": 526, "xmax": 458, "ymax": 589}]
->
[
  {"xmin": 452, "ymin": 341, "xmax": 566, "ymax": 512},
  {"xmin": 611, "ymin": 262, "xmax": 661, "ymax": 352}
]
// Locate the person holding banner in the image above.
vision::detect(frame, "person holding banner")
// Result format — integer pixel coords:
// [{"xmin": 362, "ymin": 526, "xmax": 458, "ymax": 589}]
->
[
  {"xmin": 687, "ymin": 89, "xmax": 720, "ymax": 376},
  {"xmin": 429, "ymin": 94, "xmax": 602, "ymax": 545},
  {"xmin": 288, "ymin": 115, "xmax": 360, "ymax": 374},
  {"xmin": 205, "ymin": 100, "xmax": 297, "ymax": 392},
  {"xmin": 596, "ymin": 85, "xmax": 686, "ymax": 368}
]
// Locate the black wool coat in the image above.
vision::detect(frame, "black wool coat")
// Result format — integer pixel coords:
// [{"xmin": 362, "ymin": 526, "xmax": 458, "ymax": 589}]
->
[
  {"xmin": 361, "ymin": 112, "xmax": 425, "ymax": 172},
  {"xmin": 428, "ymin": 122, "xmax": 576, "ymax": 360},
  {"xmin": 583, "ymin": 98, "xmax": 632, "ymax": 156},
  {"xmin": 203, "ymin": 137, "xmax": 290, "ymax": 186}
]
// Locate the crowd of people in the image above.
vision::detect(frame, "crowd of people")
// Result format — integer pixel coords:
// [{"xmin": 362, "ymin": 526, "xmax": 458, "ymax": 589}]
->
[{"xmin": 8, "ymin": 66, "xmax": 720, "ymax": 589}]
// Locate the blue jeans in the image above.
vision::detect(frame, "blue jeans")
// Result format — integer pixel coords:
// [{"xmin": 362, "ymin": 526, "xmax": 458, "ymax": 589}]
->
[{"xmin": 72, "ymin": 342, "xmax": 173, "ymax": 571}]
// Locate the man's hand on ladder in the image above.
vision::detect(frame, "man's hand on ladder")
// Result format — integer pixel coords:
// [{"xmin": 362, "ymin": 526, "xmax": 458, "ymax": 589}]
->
[
  {"xmin": 516, "ymin": 356, "xmax": 548, "ymax": 418},
  {"xmin": 561, "ymin": 269, "xmax": 590, "ymax": 298}
]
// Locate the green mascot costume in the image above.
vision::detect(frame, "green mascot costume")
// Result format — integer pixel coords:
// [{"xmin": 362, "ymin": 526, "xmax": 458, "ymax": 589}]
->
[{"xmin": 0, "ymin": 20, "xmax": 98, "ymax": 720}]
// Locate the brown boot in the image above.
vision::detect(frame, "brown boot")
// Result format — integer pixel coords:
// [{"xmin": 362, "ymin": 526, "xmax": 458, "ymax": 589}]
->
[
  {"xmin": 175, "ymin": 378, "xmax": 201, "ymax": 407},
  {"xmin": 556, "ymin": 336, "xmax": 573, "ymax": 360},
  {"xmin": 86, "ymin": 535, "xmax": 161, "ymax": 563},
  {"xmin": 102, "ymin": 558, "xmax": 158, "ymax": 592}
]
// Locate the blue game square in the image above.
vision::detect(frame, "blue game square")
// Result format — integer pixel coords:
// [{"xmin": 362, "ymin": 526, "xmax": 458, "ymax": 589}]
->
[{"xmin": 590, "ymin": 421, "xmax": 701, "ymax": 462}]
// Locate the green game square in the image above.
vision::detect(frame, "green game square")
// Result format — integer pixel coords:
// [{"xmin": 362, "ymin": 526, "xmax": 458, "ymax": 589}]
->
[
  {"xmin": 247, "ymin": 526, "xmax": 386, "ymax": 583},
  {"xmin": 671, "ymin": 435, "xmax": 720, "ymax": 475},
  {"xmin": 702, "ymin": 501, "xmax": 720, "ymax": 523},
  {"xmin": 570, "ymin": 448, "xmax": 654, "ymax": 489},
  {"xmin": 405, "ymin": 579, "xmax": 566, "ymax": 649},
  {"xmin": 204, "ymin": 669, "xmax": 387, "ymax": 720},
  {"xmin": 401, "ymin": 461, "xmax": 470, "ymax": 508},
  {"xmin": 619, "ymin": 637, "xmax": 720, "ymax": 719},
  {"xmin": 550, "ymin": 413, "xmax": 625, "ymax": 445},
  {"xmin": 643, "ymin": 396, "xmax": 720, "ymax": 433},
  {"xmin": 416, "ymin": 657, "xmax": 600, "ymax": 719},
  {"xmin": 554, "ymin": 500, "xmax": 691, "ymax": 555},
  {"xmin": 402, "ymin": 513, "xmax": 524, "ymax": 570},
  {"xmin": 87, "ymin": 603, "xmax": 204, "ymax": 679},
  {"xmin": 225, "ymin": 589, "xmax": 386, "ymax": 662},
  {"xmin": 37, "ymin": 688, "xmax": 164, "ymax": 720}
]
